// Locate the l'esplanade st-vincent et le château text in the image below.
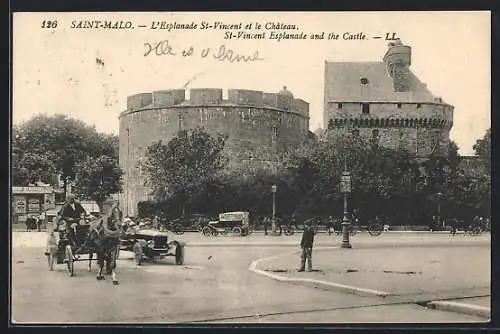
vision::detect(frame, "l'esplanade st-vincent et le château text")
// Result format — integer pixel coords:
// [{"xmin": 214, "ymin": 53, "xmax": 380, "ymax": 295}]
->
[
  {"xmin": 69, "ymin": 20, "xmax": 366, "ymax": 41},
  {"xmin": 70, "ymin": 20, "xmax": 299, "ymax": 31}
]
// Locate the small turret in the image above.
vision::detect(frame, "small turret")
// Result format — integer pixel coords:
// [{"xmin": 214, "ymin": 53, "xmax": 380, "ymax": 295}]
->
[
  {"xmin": 278, "ymin": 85, "xmax": 294, "ymax": 98},
  {"xmin": 383, "ymin": 40, "xmax": 412, "ymax": 92}
]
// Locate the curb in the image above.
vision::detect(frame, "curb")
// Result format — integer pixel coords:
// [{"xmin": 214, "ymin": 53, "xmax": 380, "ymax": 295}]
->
[
  {"xmin": 248, "ymin": 248, "xmax": 391, "ymax": 298},
  {"xmin": 425, "ymin": 301, "xmax": 490, "ymax": 319}
]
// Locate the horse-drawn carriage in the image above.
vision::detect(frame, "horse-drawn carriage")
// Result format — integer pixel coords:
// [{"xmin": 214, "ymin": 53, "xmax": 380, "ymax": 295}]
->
[
  {"xmin": 120, "ymin": 227, "xmax": 185, "ymax": 266},
  {"xmin": 46, "ymin": 216, "xmax": 121, "ymax": 284},
  {"xmin": 201, "ymin": 211, "xmax": 251, "ymax": 237}
]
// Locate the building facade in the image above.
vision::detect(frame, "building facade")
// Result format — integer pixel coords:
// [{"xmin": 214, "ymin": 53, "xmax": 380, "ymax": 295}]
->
[
  {"xmin": 324, "ymin": 40, "xmax": 454, "ymax": 157},
  {"xmin": 12, "ymin": 186, "xmax": 56, "ymax": 224},
  {"xmin": 119, "ymin": 87, "xmax": 310, "ymax": 216}
]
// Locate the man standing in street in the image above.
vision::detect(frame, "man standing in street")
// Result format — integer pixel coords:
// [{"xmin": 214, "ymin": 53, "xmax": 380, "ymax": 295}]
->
[{"xmin": 299, "ymin": 220, "xmax": 315, "ymax": 272}]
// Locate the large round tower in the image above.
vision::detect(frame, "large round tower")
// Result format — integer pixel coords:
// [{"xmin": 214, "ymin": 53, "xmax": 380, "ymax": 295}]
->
[{"xmin": 119, "ymin": 87, "xmax": 310, "ymax": 216}]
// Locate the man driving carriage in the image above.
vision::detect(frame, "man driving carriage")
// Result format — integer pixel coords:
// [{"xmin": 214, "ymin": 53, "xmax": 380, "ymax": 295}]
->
[{"xmin": 54, "ymin": 194, "xmax": 87, "ymax": 263}]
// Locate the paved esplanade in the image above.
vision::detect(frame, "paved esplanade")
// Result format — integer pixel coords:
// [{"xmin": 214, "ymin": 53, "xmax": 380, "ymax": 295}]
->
[{"xmin": 11, "ymin": 232, "xmax": 490, "ymax": 323}]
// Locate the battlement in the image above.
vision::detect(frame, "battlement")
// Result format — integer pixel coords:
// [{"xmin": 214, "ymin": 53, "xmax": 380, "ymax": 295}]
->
[{"xmin": 125, "ymin": 88, "xmax": 309, "ymax": 117}]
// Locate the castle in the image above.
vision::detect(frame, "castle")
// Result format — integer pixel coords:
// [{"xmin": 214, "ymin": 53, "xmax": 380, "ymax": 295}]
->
[
  {"xmin": 119, "ymin": 40, "xmax": 455, "ymax": 216},
  {"xmin": 119, "ymin": 87, "xmax": 310, "ymax": 216},
  {"xmin": 323, "ymin": 40, "xmax": 454, "ymax": 156}
]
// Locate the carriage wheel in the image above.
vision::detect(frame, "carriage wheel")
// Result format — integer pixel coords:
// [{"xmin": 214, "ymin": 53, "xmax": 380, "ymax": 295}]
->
[
  {"xmin": 232, "ymin": 227, "xmax": 242, "ymax": 237},
  {"xmin": 368, "ymin": 224, "xmax": 382, "ymax": 236},
  {"xmin": 47, "ymin": 252, "xmax": 55, "ymax": 271},
  {"xmin": 133, "ymin": 242, "xmax": 143, "ymax": 266},
  {"xmin": 175, "ymin": 243, "xmax": 185, "ymax": 265},
  {"xmin": 65, "ymin": 245, "xmax": 74, "ymax": 277},
  {"xmin": 202, "ymin": 226, "xmax": 213, "ymax": 236}
]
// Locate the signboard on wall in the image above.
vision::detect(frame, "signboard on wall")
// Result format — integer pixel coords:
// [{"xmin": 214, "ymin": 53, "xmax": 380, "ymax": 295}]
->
[
  {"xmin": 13, "ymin": 196, "xmax": 26, "ymax": 214},
  {"xmin": 27, "ymin": 198, "xmax": 40, "ymax": 212},
  {"xmin": 12, "ymin": 186, "xmax": 53, "ymax": 194}
]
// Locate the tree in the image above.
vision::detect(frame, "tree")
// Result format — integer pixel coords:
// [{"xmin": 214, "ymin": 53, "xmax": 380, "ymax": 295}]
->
[
  {"xmin": 12, "ymin": 152, "xmax": 57, "ymax": 186},
  {"xmin": 141, "ymin": 127, "xmax": 227, "ymax": 216},
  {"xmin": 12, "ymin": 114, "xmax": 119, "ymax": 187},
  {"xmin": 72, "ymin": 155, "xmax": 123, "ymax": 212},
  {"xmin": 473, "ymin": 127, "xmax": 491, "ymax": 171},
  {"xmin": 281, "ymin": 132, "xmax": 423, "ymax": 222}
]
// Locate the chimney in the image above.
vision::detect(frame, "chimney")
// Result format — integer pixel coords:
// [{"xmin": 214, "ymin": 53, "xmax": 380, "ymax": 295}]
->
[{"xmin": 383, "ymin": 40, "xmax": 412, "ymax": 92}]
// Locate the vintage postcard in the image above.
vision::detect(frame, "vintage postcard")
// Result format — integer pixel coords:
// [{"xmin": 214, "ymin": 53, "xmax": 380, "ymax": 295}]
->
[{"xmin": 11, "ymin": 11, "xmax": 491, "ymax": 324}]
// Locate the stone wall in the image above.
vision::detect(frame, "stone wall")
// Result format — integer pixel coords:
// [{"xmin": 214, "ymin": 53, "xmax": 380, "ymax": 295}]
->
[{"xmin": 325, "ymin": 101, "xmax": 453, "ymax": 156}]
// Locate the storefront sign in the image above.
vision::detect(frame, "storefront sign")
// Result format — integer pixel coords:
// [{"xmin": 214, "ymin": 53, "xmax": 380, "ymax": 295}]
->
[
  {"xmin": 12, "ymin": 186, "xmax": 53, "ymax": 194},
  {"xmin": 27, "ymin": 198, "xmax": 40, "ymax": 212},
  {"xmin": 13, "ymin": 196, "xmax": 26, "ymax": 214}
]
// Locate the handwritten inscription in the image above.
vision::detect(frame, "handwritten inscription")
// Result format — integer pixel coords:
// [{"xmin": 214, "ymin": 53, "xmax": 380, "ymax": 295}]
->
[{"xmin": 143, "ymin": 40, "xmax": 264, "ymax": 63}]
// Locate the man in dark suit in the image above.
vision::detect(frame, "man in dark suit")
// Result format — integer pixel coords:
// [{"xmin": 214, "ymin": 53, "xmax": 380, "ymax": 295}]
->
[
  {"xmin": 56, "ymin": 194, "xmax": 86, "ymax": 263},
  {"xmin": 299, "ymin": 220, "xmax": 315, "ymax": 272},
  {"xmin": 60, "ymin": 194, "xmax": 86, "ymax": 223}
]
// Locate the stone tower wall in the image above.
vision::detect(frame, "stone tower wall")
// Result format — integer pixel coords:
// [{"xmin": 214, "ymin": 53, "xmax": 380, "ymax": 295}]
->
[{"xmin": 119, "ymin": 88, "xmax": 309, "ymax": 216}]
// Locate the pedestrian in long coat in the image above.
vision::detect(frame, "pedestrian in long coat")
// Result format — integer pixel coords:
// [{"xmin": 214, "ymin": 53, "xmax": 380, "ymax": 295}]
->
[{"xmin": 299, "ymin": 220, "xmax": 315, "ymax": 272}]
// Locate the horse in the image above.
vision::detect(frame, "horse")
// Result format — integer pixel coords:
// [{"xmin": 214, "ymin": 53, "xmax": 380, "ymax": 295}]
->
[{"xmin": 86, "ymin": 213, "xmax": 121, "ymax": 285}]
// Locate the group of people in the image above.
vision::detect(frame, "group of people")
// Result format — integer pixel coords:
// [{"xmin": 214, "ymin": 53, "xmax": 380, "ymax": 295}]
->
[{"xmin": 25, "ymin": 213, "xmax": 46, "ymax": 232}]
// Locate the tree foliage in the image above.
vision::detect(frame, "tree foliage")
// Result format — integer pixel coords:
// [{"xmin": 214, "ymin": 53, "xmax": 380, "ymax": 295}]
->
[
  {"xmin": 139, "ymin": 127, "xmax": 491, "ymax": 225},
  {"xmin": 72, "ymin": 155, "xmax": 123, "ymax": 211},
  {"xmin": 141, "ymin": 127, "xmax": 227, "ymax": 215},
  {"xmin": 12, "ymin": 114, "xmax": 119, "ymax": 186},
  {"xmin": 473, "ymin": 127, "xmax": 491, "ymax": 171}
]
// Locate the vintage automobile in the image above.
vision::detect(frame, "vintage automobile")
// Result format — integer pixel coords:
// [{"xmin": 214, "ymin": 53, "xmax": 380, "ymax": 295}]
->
[
  {"xmin": 120, "ymin": 227, "xmax": 185, "ymax": 266},
  {"xmin": 201, "ymin": 211, "xmax": 251, "ymax": 237}
]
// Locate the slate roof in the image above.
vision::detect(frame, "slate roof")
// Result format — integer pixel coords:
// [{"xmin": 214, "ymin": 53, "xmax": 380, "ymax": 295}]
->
[{"xmin": 324, "ymin": 61, "xmax": 442, "ymax": 104}]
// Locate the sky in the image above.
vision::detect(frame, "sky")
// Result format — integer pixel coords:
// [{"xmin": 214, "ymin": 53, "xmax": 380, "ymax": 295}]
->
[{"xmin": 13, "ymin": 11, "xmax": 490, "ymax": 155}]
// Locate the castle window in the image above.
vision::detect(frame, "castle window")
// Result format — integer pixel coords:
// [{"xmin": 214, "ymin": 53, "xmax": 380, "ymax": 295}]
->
[
  {"xmin": 417, "ymin": 104, "xmax": 422, "ymax": 109},
  {"xmin": 360, "ymin": 77, "xmax": 369, "ymax": 85},
  {"xmin": 362, "ymin": 103, "xmax": 370, "ymax": 114},
  {"xmin": 397, "ymin": 103, "xmax": 402, "ymax": 108},
  {"xmin": 272, "ymin": 125, "xmax": 278, "ymax": 143},
  {"xmin": 338, "ymin": 103, "xmax": 343, "ymax": 109}
]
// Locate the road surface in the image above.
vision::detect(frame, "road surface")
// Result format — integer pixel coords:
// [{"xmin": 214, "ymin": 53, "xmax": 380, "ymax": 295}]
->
[{"xmin": 11, "ymin": 232, "xmax": 489, "ymax": 324}]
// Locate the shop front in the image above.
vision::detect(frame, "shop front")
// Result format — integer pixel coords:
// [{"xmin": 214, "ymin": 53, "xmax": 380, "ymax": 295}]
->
[{"xmin": 12, "ymin": 186, "xmax": 56, "ymax": 224}]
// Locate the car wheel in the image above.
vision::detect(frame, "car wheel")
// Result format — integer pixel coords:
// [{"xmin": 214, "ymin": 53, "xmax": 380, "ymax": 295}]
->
[
  {"xmin": 368, "ymin": 224, "xmax": 382, "ymax": 236},
  {"xmin": 232, "ymin": 227, "xmax": 242, "ymax": 236},
  {"xmin": 202, "ymin": 226, "xmax": 212, "ymax": 236}
]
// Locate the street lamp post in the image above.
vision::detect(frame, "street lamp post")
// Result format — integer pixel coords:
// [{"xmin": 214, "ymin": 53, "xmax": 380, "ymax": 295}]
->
[
  {"xmin": 436, "ymin": 192, "xmax": 443, "ymax": 229},
  {"xmin": 340, "ymin": 155, "xmax": 352, "ymax": 249},
  {"xmin": 272, "ymin": 184, "xmax": 277, "ymax": 233}
]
